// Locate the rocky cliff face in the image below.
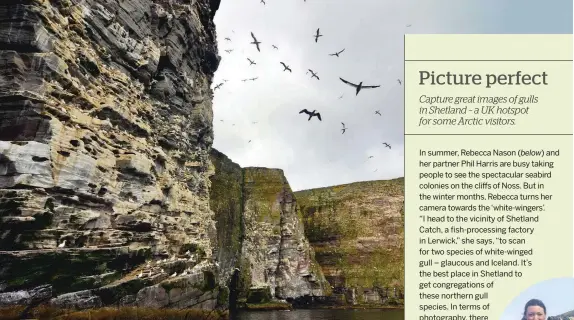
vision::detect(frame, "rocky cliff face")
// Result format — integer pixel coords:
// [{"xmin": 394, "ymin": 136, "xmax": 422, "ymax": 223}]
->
[
  {"xmin": 0, "ymin": 0, "xmax": 224, "ymax": 310},
  {"xmin": 294, "ymin": 179, "xmax": 404, "ymax": 306},
  {"xmin": 209, "ymin": 149, "xmax": 328, "ymax": 306}
]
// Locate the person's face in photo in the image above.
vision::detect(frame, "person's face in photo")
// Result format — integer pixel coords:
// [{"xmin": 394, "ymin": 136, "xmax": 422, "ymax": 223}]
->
[{"xmin": 525, "ymin": 305, "xmax": 546, "ymax": 320}]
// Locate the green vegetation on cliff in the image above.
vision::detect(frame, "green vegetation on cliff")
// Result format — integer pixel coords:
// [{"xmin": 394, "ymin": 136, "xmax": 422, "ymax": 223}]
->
[
  {"xmin": 294, "ymin": 178, "xmax": 404, "ymax": 292},
  {"xmin": 209, "ymin": 149, "xmax": 244, "ymax": 270},
  {"xmin": 243, "ymin": 167, "xmax": 288, "ymax": 225},
  {"xmin": 209, "ymin": 150, "xmax": 329, "ymax": 306}
]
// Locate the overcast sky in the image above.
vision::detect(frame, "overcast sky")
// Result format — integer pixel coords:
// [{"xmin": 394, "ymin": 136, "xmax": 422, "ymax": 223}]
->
[
  {"xmin": 500, "ymin": 277, "xmax": 574, "ymax": 320},
  {"xmin": 211, "ymin": 0, "xmax": 572, "ymax": 191}
]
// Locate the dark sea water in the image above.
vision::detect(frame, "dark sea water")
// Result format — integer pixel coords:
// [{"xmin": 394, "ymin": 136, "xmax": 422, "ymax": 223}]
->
[{"xmin": 234, "ymin": 309, "xmax": 404, "ymax": 320}]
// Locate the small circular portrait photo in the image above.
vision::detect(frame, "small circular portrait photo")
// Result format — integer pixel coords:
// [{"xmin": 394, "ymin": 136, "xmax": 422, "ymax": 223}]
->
[{"xmin": 499, "ymin": 277, "xmax": 574, "ymax": 320}]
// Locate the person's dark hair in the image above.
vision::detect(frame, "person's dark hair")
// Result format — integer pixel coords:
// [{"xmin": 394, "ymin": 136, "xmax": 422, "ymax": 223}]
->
[{"xmin": 522, "ymin": 299, "xmax": 546, "ymax": 319}]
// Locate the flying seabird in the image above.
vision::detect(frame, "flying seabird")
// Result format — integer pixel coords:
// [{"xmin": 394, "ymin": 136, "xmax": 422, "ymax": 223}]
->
[
  {"xmin": 247, "ymin": 58, "xmax": 256, "ymax": 65},
  {"xmin": 224, "ymin": 49, "xmax": 233, "ymax": 53},
  {"xmin": 373, "ymin": 169, "xmax": 378, "ymax": 172},
  {"xmin": 260, "ymin": 0, "xmax": 265, "ymax": 4},
  {"xmin": 250, "ymin": 32, "xmax": 261, "ymax": 52},
  {"xmin": 299, "ymin": 109, "xmax": 322, "ymax": 121},
  {"xmin": 58, "ymin": 240, "xmax": 66, "ymax": 248},
  {"xmin": 383, "ymin": 142, "xmax": 391, "ymax": 149},
  {"xmin": 252, "ymin": 121, "xmax": 258, "ymax": 124},
  {"xmin": 375, "ymin": 110, "xmax": 382, "ymax": 116},
  {"xmin": 249, "ymin": 77, "xmax": 258, "ymax": 81},
  {"xmin": 280, "ymin": 62, "xmax": 292, "ymax": 72},
  {"xmin": 308, "ymin": 69, "xmax": 319, "ymax": 80},
  {"xmin": 241, "ymin": 79, "xmax": 248, "ymax": 82},
  {"xmin": 272, "ymin": 45, "xmax": 278, "ymax": 49},
  {"xmin": 338, "ymin": 94, "xmax": 344, "ymax": 99},
  {"xmin": 223, "ymin": 79, "xmax": 229, "ymax": 82},
  {"xmin": 313, "ymin": 28, "xmax": 323, "ymax": 42},
  {"xmin": 397, "ymin": 79, "xmax": 402, "ymax": 85},
  {"xmin": 214, "ymin": 83, "xmax": 224, "ymax": 90},
  {"xmin": 329, "ymin": 49, "xmax": 345, "ymax": 57},
  {"xmin": 339, "ymin": 77, "xmax": 381, "ymax": 95},
  {"xmin": 341, "ymin": 122, "xmax": 347, "ymax": 134},
  {"xmin": 248, "ymin": 140, "xmax": 252, "ymax": 143},
  {"xmin": 225, "ymin": 37, "xmax": 231, "ymax": 41},
  {"xmin": 406, "ymin": 24, "xmax": 412, "ymax": 27}
]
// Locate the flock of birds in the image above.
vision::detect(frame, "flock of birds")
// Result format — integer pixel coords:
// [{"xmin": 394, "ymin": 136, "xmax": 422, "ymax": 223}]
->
[{"xmin": 212, "ymin": 9, "xmax": 411, "ymax": 170}]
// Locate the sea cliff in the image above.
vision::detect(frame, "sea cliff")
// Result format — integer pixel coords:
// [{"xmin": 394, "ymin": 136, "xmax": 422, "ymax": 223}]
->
[
  {"xmin": 294, "ymin": 179, "xmax": 405, "ymax": 306},
  {"xmin": 0, "ymin": 0, "xmax": 403, "ymax": 315},
  {"xmin": 0, "ymin": 0, "xmax": 224, "ymax": 311},
  {"xmin": 209, "ymin": 149, "xmax": 328, "ymax": 310}
]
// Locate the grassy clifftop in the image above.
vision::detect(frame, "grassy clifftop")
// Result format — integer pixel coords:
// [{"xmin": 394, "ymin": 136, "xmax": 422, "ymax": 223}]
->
[{"xmin": 294, "ymin": 178, "xmax": 404, "ymax": 293}]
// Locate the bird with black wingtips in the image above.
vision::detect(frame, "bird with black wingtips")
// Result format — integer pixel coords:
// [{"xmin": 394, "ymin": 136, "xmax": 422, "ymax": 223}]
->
[
  {"xmin": 341, "ymin": 122, "xmax": 347, "ymax": 134},
  {"xmin": 382, "ymin": 142, "xmax": 391, "ymax": 149},
  {"xmin": 272, "ymin": 45, "xmax": 278, "ymax": 49},
  {"xmin": 339, "ymin": 77, "xmax": 380, "ymax": 95},
  {"xmin": 397, "ymin": 79, "xmax": 402, "ymax": 85},
  {"xmin": 247, "ymin": 58, "xmax": 256, "ymax": 65},
  {"xmin": 299, "ymin": 109, "xmax": 321, "ymax": 121},
  {"xmin": 225, "ymin": 37, "xmax": 231, "ymax": 41},
  {"xmin": 329, "ymin": 49, "xmax": 345, "ymax": 57},
  {"xmin": 250, "ymin": 32, "xmax": 261, "ymax": 52},
  {"xmin": 375, "ymin": 110, "xmax": 381, "ymax": 116},
  {"xmin": 249, "ymin": 77, "xmax": 258, "ymax": 81},
  {"xmin": 280, "ymin": 62, "xmax": 292, "ymax": 72},
  {"xmin": 224, "ymin": 49, "xmax": 233, "ymax": 53},
  {"xmin": 313, "ymin": 28, "xmax": 323, "ymax": 42},
  {"xmin": 241, "ymin": 79, "xmax": 249, "ymax": 82},
  {"xmin": 308, "ymin": 69, "xmax": 319, "ymax": 80},
  {"xmin": 214, "ymin": 83, "xmax": 224, "ymax": 90}
]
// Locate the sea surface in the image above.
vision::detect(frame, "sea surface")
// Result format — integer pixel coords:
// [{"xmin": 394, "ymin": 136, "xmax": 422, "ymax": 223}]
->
[{"xmin": 234, "ymin": 308, "xmax": 404, "ymax": 320}]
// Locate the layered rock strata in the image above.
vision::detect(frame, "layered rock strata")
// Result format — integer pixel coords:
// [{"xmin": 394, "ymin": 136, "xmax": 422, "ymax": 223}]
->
[{"xmin": 0, "ymin": 0, "xmax": 224, "ymax": 309}]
